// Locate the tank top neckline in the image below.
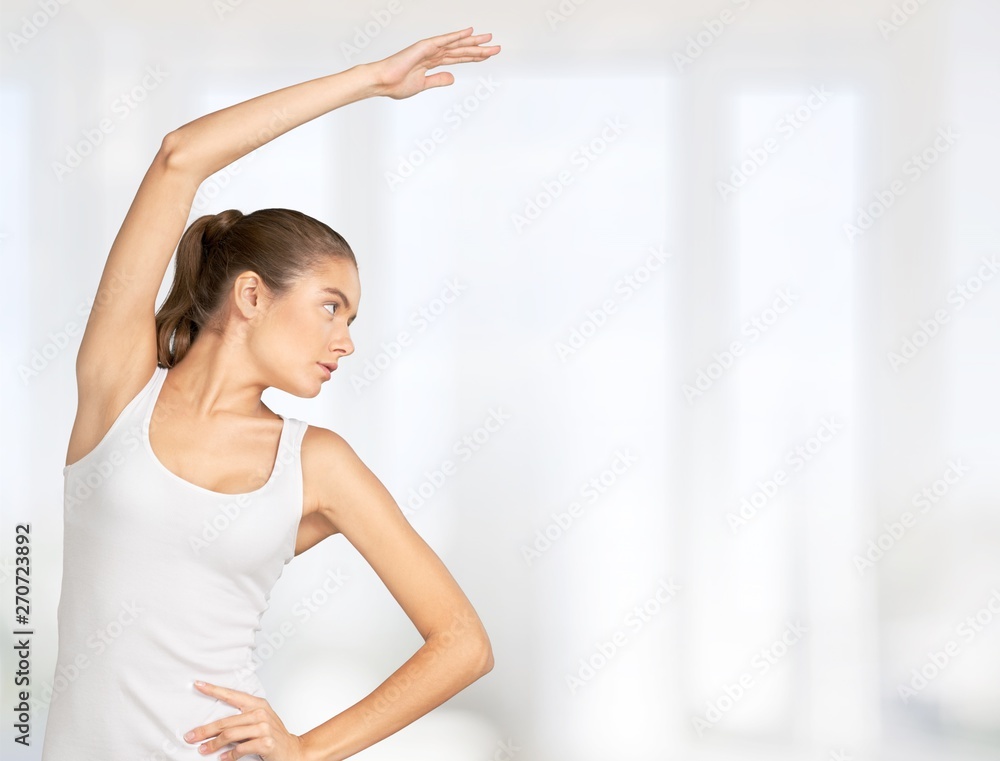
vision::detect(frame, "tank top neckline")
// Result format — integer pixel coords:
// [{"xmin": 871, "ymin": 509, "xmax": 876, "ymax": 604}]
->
[{"xmin": 141, "ymin": 365, "xmax": 291, "ymax": 499}]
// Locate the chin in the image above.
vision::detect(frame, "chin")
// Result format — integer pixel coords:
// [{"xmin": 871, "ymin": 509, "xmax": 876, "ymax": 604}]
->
[
  {"xmin": 269, "ymin": 368, "xmax": 324, "ymax": 399},
  {"xmin": 295, "ymin": 373, "xmax": 326, "ymax": 398},
  {"xmin": 284, "ymin": 383, "xmax": 323, "ymax": 400}
]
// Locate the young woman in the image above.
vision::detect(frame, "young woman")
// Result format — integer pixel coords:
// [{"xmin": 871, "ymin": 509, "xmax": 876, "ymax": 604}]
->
[{"xmin": 43, "ymin": 27, "xmax": 501, "ymax": 761}]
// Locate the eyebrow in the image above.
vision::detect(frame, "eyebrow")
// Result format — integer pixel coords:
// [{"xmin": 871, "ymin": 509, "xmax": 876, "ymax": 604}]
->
[{"xmin": 321, "ymin": 287, "xmax": 358, "ymax": 323}]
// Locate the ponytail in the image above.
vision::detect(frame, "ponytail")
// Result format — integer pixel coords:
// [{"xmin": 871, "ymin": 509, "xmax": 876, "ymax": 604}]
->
[{"xmin": 154, "ymin": 208, "xmax": 355, "ymax": 368}]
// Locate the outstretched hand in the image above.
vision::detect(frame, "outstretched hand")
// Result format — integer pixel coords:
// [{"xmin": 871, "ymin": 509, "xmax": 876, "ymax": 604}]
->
[{"xmin": 365, "ymin": 26, "xmax": 500, "ymax": 100}]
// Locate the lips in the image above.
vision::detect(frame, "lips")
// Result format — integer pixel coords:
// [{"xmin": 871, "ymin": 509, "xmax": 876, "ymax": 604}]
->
[{"xmin": 318, "ymin": 362, "xmax": 338, "ymax": 376}]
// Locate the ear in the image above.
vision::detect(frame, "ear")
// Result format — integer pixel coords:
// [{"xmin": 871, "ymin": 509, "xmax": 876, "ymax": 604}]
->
[{"xmin": 233, "ymin": 271, "xmax": 264, "ymax": 319}]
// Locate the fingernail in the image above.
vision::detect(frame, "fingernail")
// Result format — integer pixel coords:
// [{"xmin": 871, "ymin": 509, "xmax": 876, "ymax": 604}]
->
[
  {"xmin": 194, "ymin": 680, "xmax": 205, "ymax": 686},
  {"xmin": 184, "ymin": 731, "xmax": 195, "ymax": 742}
]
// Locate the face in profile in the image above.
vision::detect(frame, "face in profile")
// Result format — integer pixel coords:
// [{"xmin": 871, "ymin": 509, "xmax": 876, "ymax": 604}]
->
[{"xmin": 248, "ymin": 256, "xmax": 361, "ymax": 397}]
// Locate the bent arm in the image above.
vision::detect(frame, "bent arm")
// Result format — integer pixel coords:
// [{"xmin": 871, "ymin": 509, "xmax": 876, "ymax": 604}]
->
[
  {"xmin": 301, "ymin": 611, "xmax": 492, "ymax": 761},
  {"xmin": 299, "ymin": 428, "xmax": 493, "ymax": 761}
]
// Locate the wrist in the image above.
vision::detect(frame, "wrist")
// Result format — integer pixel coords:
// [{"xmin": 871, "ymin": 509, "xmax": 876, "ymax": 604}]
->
[
  {"xmin": 351, "ymin": 61, "xmax": 386, "ymax": 99},
  {"xmin": 297, "ymin": 730, "xmax": 327, "ymax": 761},
  {"xmin": 298, "ymin": 727, "xmax": 350, "ymax": 761}
]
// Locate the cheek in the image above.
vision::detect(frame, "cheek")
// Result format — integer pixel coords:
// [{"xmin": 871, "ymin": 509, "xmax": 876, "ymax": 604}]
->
[
  {"xmin": 300, "ymin": 314, "xmax": 332, "ymax": 348},
  {"xmin": 262, "ymin": 310, "xmax": 315, "ymax": 352},
  {"xmin": 283, "ymin": 309, "xmax": 318, "ymax": 337}
]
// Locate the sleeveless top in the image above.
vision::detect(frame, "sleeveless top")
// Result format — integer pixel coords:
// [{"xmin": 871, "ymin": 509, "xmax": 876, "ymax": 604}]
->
[{"xmin": 41, "ymin": 365, "xmax": 307, "ymax": 760}]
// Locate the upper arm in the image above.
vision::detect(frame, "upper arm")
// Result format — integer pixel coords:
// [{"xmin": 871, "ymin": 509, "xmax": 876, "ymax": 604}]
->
[
  {"xmin": 75, "ymin": 131, "xmax": 201, "ymax": 399},
  {"xmin": 305, "ymin": 426, "xmax": 492, "ymax": 665}
]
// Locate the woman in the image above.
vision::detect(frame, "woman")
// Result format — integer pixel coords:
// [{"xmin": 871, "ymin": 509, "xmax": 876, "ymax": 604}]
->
[{"xmin": 43, "ymin": 26, "xmax": 501, "ymax": 761}]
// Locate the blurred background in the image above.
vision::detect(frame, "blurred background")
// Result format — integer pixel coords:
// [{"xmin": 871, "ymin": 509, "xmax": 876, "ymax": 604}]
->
[{"xmin": 2, "ymin": 0, "xmax": 999, "ymax": 759}]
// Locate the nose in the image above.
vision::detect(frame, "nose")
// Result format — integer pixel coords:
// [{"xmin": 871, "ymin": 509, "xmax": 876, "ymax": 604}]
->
[{"xmin": 331, "ymin": 326, "xmax": 354, "ymax": 358}]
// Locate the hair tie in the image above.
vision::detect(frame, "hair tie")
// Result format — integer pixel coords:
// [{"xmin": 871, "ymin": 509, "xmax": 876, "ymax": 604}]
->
[{"xmin": 202, "ymin": 209, "xmax": 243, "ymax": 252}]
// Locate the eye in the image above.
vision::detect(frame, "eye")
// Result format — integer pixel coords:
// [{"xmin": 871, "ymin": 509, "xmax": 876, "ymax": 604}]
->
[{"xmin": 324, "ymin": 303, "xmax": 338, "ymax": 316}]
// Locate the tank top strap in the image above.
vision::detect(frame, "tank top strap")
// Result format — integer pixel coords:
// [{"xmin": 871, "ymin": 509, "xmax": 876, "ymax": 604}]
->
[
  {"xmin": 276, "ymin": 417, "xmax": 308, "ymax": 484},
  {"xmin": 140, "ymin": 365, "xmax": 169, "ymax": 433},
  {"xmin": 288, "ymin": 417, "xmax": 309, "ymax": 449},
  {"xmin": 132, "ymin": 365, "xmax": 166, "ymax": 424}
]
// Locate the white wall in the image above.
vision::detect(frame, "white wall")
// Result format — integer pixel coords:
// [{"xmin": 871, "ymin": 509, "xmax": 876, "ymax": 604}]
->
[{"xmin": 2, "ymin": 1, "xmax": 999, "ymax": 759}]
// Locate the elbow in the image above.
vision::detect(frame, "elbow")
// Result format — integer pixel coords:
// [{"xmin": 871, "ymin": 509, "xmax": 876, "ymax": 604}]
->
[
  {"xmin": 480, "ymin": 640, "xmax": 495, "ymax": 676},
  {"xmin": 157, "ymin": 129, "xmax": 192, "ymax": 175},
  {"xmin": 434, "ymin": 629, "xmax": 493, "ymax": 680},
  {"xmin": 472, "ymin": 634, "xmax": 494, "ymax": 678},
  {"xmin": 429, "ymin": 612, "xmax": 494, "ymax": 680}
]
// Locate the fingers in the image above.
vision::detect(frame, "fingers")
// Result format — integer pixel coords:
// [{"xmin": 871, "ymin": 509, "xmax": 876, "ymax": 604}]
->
[
  {"xmin": 435, "ymin": 30, "xmax": 497, "ymax": 58},
  {"xmin": 186, "ymin": 711, "xmax": 257, "ymax": 746},
  {"xmin": 441, "ymin": 40, "xmax": 500, "ymax": 56},
  {"xmin": 192, "ymin": 680, "xmax": 261, "ymax": 711},
  {"xmin": 433, "ymin": 41, "xmax": 500, "ymax": 67},
  {"xmin": 429, "ymin": 26, "xmax": 475, "ymax": 46},
  {"xmin": 186, "ymin": 682, "xmax": 267, "ymax": 745},
  {"xmin": 440, "ymin": 54, "xmax": 496, "ymax": 65},
  {"xmin": 442, "ymin": 32, "xmax": 493, "ymax": 50},
  {"xmin": 197, "ymin": 717, "xmax": 263, "ymax": 755},
  {"xmin": 440, "ymin": 45, "xmax": 500, "ymax": 62},
  {"xmin": 433, "ymin": 50, "xmax": 500, "ymax": 70},
  {"xmin": 421, "ymin": 42, "xmax": 498, "ymax": 76}
]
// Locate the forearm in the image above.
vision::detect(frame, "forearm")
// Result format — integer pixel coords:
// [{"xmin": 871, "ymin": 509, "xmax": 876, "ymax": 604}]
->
[
  {"xmin": 300, "ymin": 632, "xmax": 493, "ymax": 761},
  {"xmin": 165, "ymin": 63, "xmax": 380, "ymax": 180}
]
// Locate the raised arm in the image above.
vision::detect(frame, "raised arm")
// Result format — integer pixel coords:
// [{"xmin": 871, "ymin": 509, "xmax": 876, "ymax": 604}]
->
[
  {"xmin": 165, "ymin": 26, "xmax": 499, "ymax": 178},
  {"xmin": 68, "ymin": 27, "xmax": 499, "ymax": 465}
]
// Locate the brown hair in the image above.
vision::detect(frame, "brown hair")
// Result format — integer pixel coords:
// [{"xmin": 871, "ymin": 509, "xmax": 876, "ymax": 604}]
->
[{"xmin": 154, "ymin": 208, "xmax": 356, "ymax": 368}]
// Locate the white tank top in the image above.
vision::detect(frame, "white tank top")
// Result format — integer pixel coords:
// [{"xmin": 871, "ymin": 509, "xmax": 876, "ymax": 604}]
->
[{"xmin": 41, "ymin": 365, "xmax": 307, "ymax": 760}]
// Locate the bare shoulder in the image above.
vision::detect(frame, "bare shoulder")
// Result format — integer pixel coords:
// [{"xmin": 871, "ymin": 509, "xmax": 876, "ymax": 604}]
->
[
  {"xmin": 300, "ymin": 424, "xmax": 359, "ymax": 480},
  {"xmin": 300, "ymin": 424, "xmax": 399, "ymax": 537},
  {"xmin": 298, "ymin": 421, "xmax": 490, "ymax": 653}
]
